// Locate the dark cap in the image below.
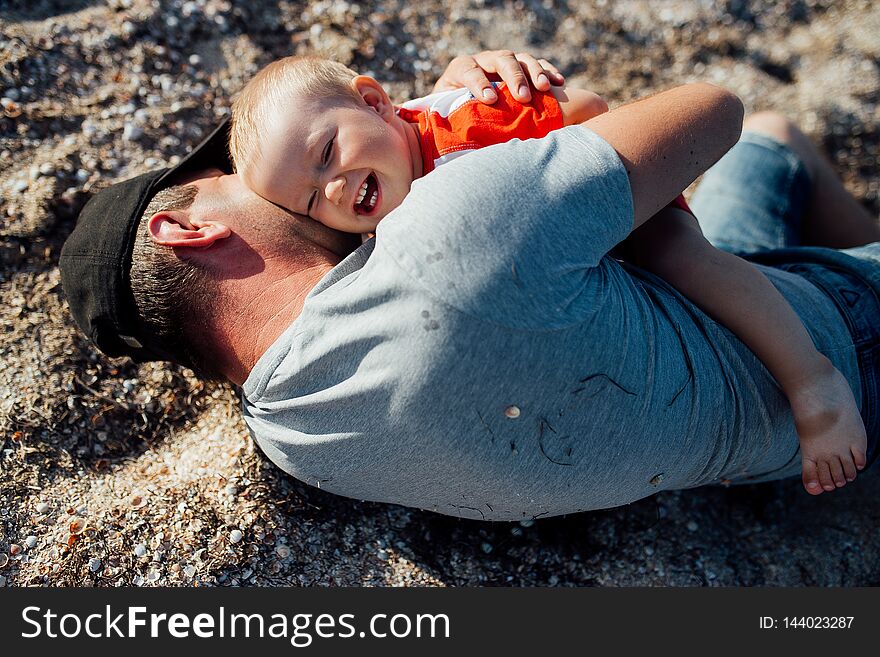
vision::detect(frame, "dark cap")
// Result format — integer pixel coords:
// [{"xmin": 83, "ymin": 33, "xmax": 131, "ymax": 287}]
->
[{"xmin": 60, "ymin": 118, "xmax": 232, "ymax": 364}]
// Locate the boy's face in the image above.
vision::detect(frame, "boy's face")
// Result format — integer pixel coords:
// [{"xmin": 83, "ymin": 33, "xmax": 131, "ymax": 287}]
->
[{"xmin": 245, "ymin": 81, "xmax": 420, "ymax": 234}]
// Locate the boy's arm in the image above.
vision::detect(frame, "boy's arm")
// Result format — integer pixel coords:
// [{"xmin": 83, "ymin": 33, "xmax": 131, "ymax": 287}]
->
[
  {"xmin": 627, "ymin": 207, "xmax": 866, "ymax": 489},
  {"xmin": 550, "ymin": 85, "xmax": 609, "ymax": 125},
  {"xmin": 627, "ymin": 207, "xmax": 831, "ymax": 390}
]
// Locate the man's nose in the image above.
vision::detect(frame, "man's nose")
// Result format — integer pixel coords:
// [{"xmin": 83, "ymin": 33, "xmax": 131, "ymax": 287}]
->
[{"xmin": 324, "ymin": 177, "xmax": 346, "ymax": 205}]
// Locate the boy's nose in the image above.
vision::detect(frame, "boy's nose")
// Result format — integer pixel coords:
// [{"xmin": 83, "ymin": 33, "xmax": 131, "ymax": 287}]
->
[{"xmin": 324, "ymin": 177, "xmax": 346, "ymax": 205}]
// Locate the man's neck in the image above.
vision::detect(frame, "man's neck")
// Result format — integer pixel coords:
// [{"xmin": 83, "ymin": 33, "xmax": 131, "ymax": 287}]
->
[{"xmin": 219, "ymin": 260, "xmax": 337, "ymax": 386}]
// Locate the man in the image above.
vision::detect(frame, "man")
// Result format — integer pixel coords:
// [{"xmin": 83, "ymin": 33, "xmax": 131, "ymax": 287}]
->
[{"xmin": 60, "ymin": 58, "xmax": 880, "ymax": 520}]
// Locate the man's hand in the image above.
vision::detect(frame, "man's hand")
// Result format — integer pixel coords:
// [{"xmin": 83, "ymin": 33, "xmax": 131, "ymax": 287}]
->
[{"xmin": 432, "ymin": 50, "xmax": 565, "ymax": 104}]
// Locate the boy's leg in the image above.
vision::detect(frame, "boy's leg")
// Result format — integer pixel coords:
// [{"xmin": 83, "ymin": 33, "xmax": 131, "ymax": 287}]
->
[
  {"xmin": 689, "ymin": 116, "xmax": 812, "ymax": 254},
  {"xmin": 744, "ymin": 112, "xmax": 880, "ymax": 248},
  {"xmin": 691, "ymin": 112, "xmax": 880, "ymax": 253}
]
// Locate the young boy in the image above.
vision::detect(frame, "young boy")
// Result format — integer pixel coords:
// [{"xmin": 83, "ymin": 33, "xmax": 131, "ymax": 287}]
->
[{"xmin": 229, "ymin": 56, "xmax": 867, "ymax": 495}]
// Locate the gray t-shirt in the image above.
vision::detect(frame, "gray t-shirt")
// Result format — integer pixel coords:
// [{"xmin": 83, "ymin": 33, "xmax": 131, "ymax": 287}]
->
[{"xmin": 241, "ymin": 126, "xmax": 860, "ymax": 520}]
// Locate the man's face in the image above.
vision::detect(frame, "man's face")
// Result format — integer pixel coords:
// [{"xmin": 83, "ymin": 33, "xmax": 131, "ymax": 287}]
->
[
  {"xmin": 170, "ymin": 169, "xmax": 361, "ymax": 261},
  {"xmin": 244, "ymin": 92, "xmax": 417, "ymax": 235}
]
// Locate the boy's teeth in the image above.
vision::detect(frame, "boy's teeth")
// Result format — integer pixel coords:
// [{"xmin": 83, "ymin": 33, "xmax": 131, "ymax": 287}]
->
[
  {"xmin": 356, "ymin": 180, "xmax": 368, "ymax": 204},
  {"xmin": 368, "ymin": 191, "xmax": 377, "ymax": 208}
]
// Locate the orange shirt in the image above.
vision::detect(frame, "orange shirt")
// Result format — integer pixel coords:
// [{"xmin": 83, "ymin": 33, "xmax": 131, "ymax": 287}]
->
[
  {"xmin": 397, "ymin": 83, "xmax": 692, "ymax": 213},
  {"xmin": 397, "ymin": 83, "xmax": 564, "ymax": 174}
]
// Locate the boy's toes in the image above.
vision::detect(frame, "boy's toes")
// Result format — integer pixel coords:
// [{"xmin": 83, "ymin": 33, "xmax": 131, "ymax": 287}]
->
[
  {"xmin": 802, "ymin": 460, "xmax": 823, "ymax": 495},
  {"xmin": 829, "ymin": 458, "xmax": 847, "ymax": 488},
  {"xmin": 842, "ymin": 455, "xmax": 858, "ymax": 482},
  {"xmin": 853, "ymin": 446, "xmax": 867, "ymax": 471},
  {"xmin": 817, "ymin": 461, "xmax": 836, "ymax": 492}
]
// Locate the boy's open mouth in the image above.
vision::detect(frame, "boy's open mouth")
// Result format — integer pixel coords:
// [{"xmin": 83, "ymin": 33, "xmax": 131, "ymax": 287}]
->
[{"xmin": 354, "ymin": 172, "xmax": 380, "ymax": 216}]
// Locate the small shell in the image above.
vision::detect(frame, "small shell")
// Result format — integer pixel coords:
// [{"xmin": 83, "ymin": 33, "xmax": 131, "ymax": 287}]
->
[
  {"xmin": 0, "ymin": 553, "xmax": 9, "ymax": 568},
  {"xmin": 35, "ymin": 502, "xmax": 50, "ymax": 514},
  {"xmin": 24, "ymin": 536, "xmax": 37, "ymax": 549},
  {"xmin": 9, "ymin": 544, "xmax": 21, "ymax": 556},
  {"xmin": 275, "ymin": 545, "xmax": 290, "ymax": 559},
  {"xmin": 2, "ymin": 100, "xmax": 22, "ymax": 118},
  {"xmin": 229, "ymin": 529, "xmax": 243, "ymax": 544},
  {"xmin": 88, "ymin": 557, "xmax": 102, "ymax": 572},
  {"xmin": 504, "ymin": 405, "xmax": 521, "ymax": 419},
  {"xmin": 69, "ymin": 517, "xmax": 86, "ymax": 534},
  {"xmin": 133, "ymin": 543, "xmax": 148, "ymax": 558},
  {"xmin": 129, "ymin": 493, "xmax": 147, "ymax": 509}
]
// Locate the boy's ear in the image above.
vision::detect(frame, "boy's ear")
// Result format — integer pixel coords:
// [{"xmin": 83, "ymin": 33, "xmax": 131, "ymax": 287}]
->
[
  {"xmin": 148, "ymin": 210, "xmax": 231, "ymax": 248},
  {"xmin": 352, "ymin": 75, "xmax": 395, "ymax": 121}
]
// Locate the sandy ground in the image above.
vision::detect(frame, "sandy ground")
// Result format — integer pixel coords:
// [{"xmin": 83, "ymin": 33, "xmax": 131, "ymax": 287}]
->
[{"xmin": 1, "ymin": 0, "xmax": 879, "ymax": 587}]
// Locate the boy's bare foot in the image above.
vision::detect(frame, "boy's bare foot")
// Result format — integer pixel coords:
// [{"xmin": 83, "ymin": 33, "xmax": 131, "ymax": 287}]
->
[{"xmin": 789, "ymin": 363, "xmax": 867, "ymax": 495}]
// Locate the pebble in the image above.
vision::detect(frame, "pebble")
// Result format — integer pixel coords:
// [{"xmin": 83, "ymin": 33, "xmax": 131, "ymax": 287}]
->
[
  {"xmin": 229, "ymin": 529, "xmax": 243, "ymax": 544},
  {"xmin": 35, "ymin": 502, "xmax": 50, "ymax": 513},
  {"xmin": 9, "ymin": 544, "xmax": 22, "ymax": 556},
  {"xmin": 183, "ymin": 564, "xmax": 196, "ymax": 578},
  {"xmin": 686, "ymin": 520, "xmax": 699, "ymax": 532},
  {"xmin": 133, "ymin": 543, "xmax": 147, "ymax": 558},
  {"xmin": 480, "ymin": 542, "xmax": 493, "ymax": 554},
  {"xmin": 88, "ymin": 557, "xmax": 102, "ymax": 572},
  {"xmin": 12, "ymin": 179, "xmax": 28, "ymax": 193},
  {"xmin": 0, "ymin": 575, "xmax": 6, "ymax": 587},
  {"xmin": 122, "ymin": 123, "xmax": 143, "ymax": 141},
  {"xmin": 519, "ymin": 519, "xmax": 535, "ymax": 528},
  {"xmin": 24, "ymin": 536, "xmax": 37, "ymax": 549}
]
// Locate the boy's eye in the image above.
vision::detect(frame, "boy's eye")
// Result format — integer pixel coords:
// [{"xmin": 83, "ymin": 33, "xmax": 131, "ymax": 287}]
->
[
  {"xmin": 322, "ymin": 137, "xmax": 334, "ymax": 166},
  {"xmin": 307, "ymin": 190, "xmax": 317, "ymax": 216}
]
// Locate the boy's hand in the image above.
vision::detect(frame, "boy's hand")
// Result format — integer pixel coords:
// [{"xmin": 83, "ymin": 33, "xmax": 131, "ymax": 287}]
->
[
  {"xmin": 788, "ymin": 357, "xmax": 868, "ymax": 494},
  {"xmin": 433, "ymin": 50, "xmax": 564, "ymax": 104}
]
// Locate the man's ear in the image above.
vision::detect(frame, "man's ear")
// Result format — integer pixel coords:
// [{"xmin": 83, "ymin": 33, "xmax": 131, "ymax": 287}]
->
[
  {"xmin": 352, "ymin": 75, "xmax": 395, "ymax": 121},
  {"xmin": 147, "ymin": 210, "xmax": 231, "ymax": 248}
]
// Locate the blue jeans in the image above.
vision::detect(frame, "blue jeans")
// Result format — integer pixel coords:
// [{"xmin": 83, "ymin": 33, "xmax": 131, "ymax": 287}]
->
[{"xmin": 690, "ymin": 132, "xmax": 880, "ymax": 469}]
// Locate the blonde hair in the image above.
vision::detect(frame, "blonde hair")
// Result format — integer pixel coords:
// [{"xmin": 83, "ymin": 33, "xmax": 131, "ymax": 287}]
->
[{"xmin": 230, "ymin": 56, "xmax": 360, "ymax": 175}]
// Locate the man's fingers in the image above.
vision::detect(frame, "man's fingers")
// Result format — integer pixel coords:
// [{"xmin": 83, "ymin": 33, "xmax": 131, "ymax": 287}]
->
[
  {"xmin": 462, "ymin": 60, "xmax": 498, "ymax": 102},
  {"xmin": 432, "ymin": 56, "xmax": 491, "ymax": 98},
  {"xmin": 435, "ymin": 50, "xmax": 565, "ymax": 105},
  {"xmin": 475, "ymin": 50, "xmax": 531, "ymax": 102},
  {"xmin": 514, "ymin": 52, "xmax": 552, "ymax": 92},
  {"xmin": 537, "ymin": 58, "xmax": 565, "ymax": 84}
]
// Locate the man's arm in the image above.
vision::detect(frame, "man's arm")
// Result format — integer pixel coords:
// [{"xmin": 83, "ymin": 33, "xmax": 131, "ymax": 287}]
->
[{"xmin": 585, "ymin": 83, "xmax": 744, "ymax": 230}]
